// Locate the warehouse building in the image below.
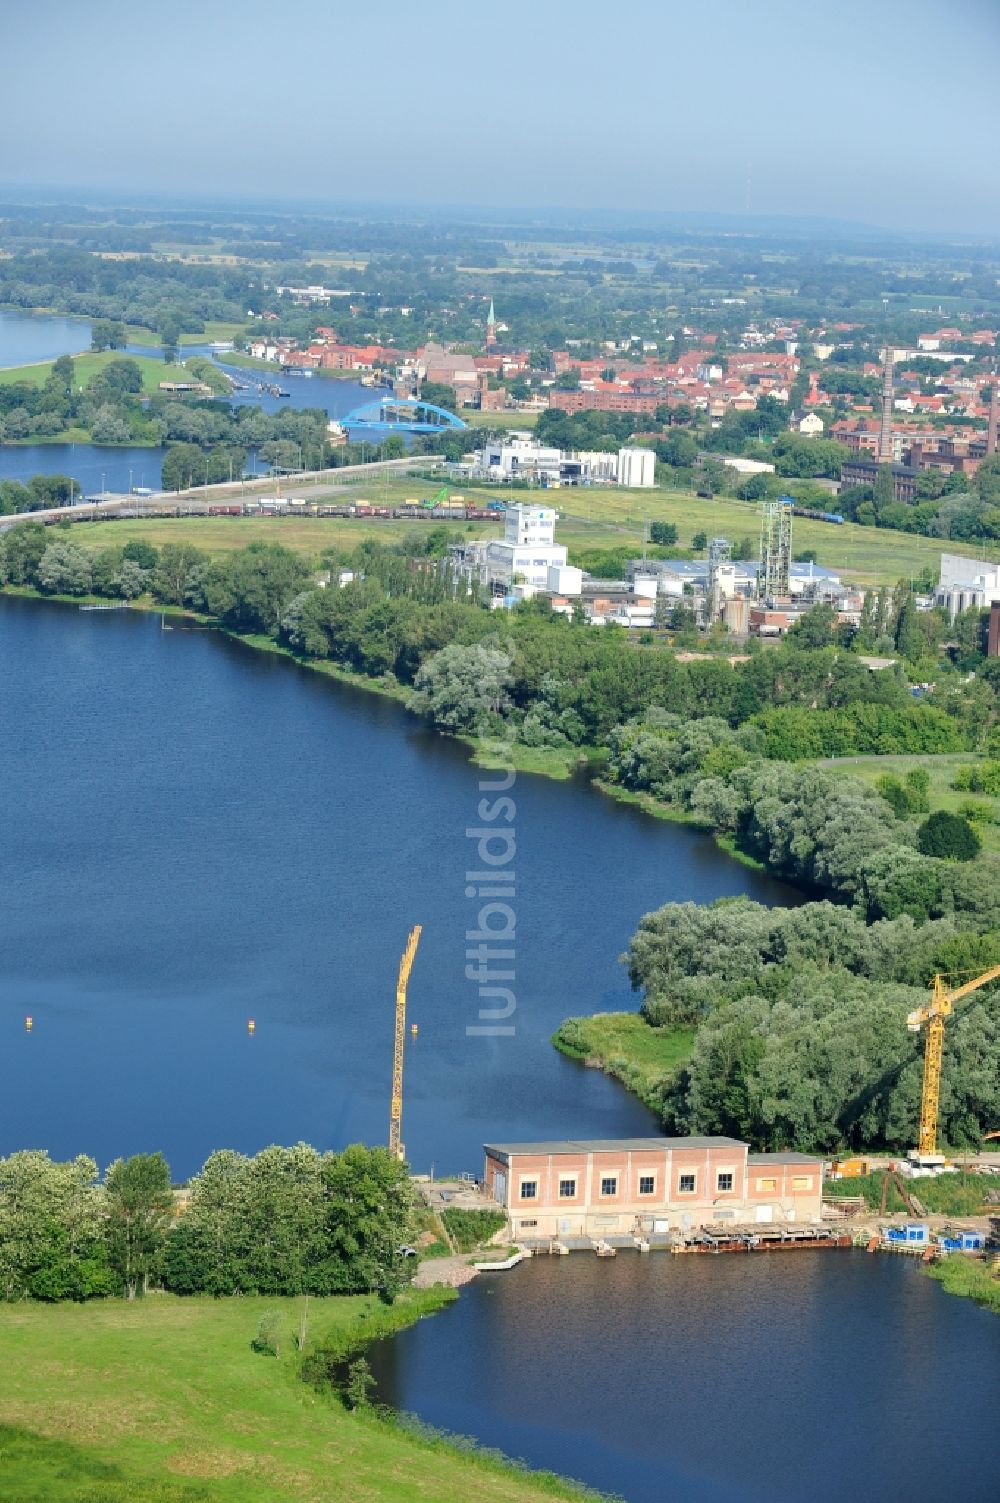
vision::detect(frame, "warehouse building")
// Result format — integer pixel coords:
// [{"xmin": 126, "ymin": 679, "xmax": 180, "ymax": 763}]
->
[{"xmin": 483, "ymin": 1137, "xmax": 824, "ymax": 1239}]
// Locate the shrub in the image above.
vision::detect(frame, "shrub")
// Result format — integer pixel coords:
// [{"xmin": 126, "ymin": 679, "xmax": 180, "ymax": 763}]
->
[
  {"xmin": 952, "ymin": 761, "xmax": 1000, "ymax": 796},
  {"xmin": 440, "ymin": 1208, "xmax": 507, "ymax": 1252},
  {"xmin": 917, "ymin": 811, "xmax": 981, "ymax": 861}
]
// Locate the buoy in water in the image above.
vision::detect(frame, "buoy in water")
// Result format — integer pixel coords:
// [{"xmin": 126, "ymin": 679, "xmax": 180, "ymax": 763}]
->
[
  {"xmin": 410, "ymin": 1022, "xmax": 418, "ymax": 1036},
  {"xmin": 247, "ymin": 1019, "xmax": 256, "ymax": 1035},
  {"xmin": 24, "ymin": 1016, "xmax": 33, "ymax": 1032}
]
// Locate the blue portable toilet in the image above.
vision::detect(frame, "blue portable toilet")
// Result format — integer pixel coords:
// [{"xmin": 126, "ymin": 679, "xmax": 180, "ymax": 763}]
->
[
  {"xmin": 960, "ymin": 1231, "xmax": 983, "ymax": 1251},
  {"xmin": 903, "ymin": 1223, "xmax": 928, "ymax": 1245}
]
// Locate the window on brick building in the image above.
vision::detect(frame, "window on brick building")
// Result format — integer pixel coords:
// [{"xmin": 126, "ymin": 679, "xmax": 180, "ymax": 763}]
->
[
  {"xmin": 600, "ymin": 1176, "xmax": 618, "ymax": 1196},
  {"xmin": 638, "ymin": 1175, "xmax": 655, "ymax": 1195},
  {"xmin": 792, "ymin": 1176, "xmax": 812, "ymax": 1190},
  {"xmin": 520, "ymin": 1180, "xmax": 537, "ymax": 1200},
  {"xmin": 757, "ymin": 1177, "xmax": 778, "ymax": 1192},
  {"xmin": 679, "ymin": 1174, "xmax": 696, "ymax": 1193},
  {"xmin": 559, "ymin": 1178, "xmax": 576, "ymax": 1198},
  {"xmin": 717, "ymin": 1173, "xmax": 734, "ymax": 1192}
]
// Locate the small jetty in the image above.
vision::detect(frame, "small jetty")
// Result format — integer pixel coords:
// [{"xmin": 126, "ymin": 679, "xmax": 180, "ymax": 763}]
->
[
  {"xmin": 671, "ymin": 1226, "xmax": 851, "ymax": 1254},
  {"xmin": 519, "ymin": 1226, "xmax": 852, "ymax": 1257}
]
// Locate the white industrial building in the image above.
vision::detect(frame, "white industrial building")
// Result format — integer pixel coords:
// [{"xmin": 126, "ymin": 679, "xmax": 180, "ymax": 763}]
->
[
  {"xmin": 935, "ymin": 553, "xmax": 1000, "ymax": 621},
  {"xmin": 483, "ymin": 505, "xmax": 568, "ymax": 593},
  {"xmin": 618, "ymin": 446, "xmax": 656, "ymax": 488},
  {"xmin": 466, "ymin": 434, "xmax": 655, "ymax": 488}
]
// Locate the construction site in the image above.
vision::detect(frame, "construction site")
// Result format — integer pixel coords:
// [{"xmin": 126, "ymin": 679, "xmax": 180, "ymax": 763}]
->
[{"xmin": 385, "ymin": 929, "xmax": 1000, "ymax": 1273}]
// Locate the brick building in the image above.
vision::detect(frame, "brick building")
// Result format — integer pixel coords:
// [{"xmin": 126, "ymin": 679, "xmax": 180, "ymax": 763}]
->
[
  {"xmin": 483, "ymin": 1137, "xmax": 824, "ymax": 1239},
  {"xmin": 547, "ymin": 390, "xmax": 661, "ymax": 415}
]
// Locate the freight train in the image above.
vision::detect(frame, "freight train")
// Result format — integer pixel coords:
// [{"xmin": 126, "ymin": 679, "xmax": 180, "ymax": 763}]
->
[{"xmin": 789, "ymin": 505, "xmax": 844, "ymax": 525}]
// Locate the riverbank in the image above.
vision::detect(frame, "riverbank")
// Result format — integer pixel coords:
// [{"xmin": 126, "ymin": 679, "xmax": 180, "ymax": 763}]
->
[
  {"xmin": 926, "ymin": 1254, "xmax": 1000, "ymax": 1314},
  {"xmin": 0, "ymin": 349, "xmax": 194, "ymax": 392},
  {"xmin": 0, "ymin": 1289, "xmax": 596, "ymax": 1502},
  {"xmin": 553, "ymin": 1013, "xmax": 695, "ymax": 1114}
]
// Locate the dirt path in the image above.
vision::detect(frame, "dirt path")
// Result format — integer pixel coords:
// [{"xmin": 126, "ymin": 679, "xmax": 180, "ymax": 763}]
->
[{"xmin": 412, "ymin": 1255, "xmax": 480, "ymax": 1289}]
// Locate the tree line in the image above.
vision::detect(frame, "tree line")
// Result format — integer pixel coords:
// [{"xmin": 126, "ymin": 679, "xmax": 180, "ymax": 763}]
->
[
  {"xmin": 0, "ymin": 1143, "xmax": 414, "ymax": 1304},
  {"xmin": 3, "ymin": 531, "xmax": 997, "ymax": 760}
]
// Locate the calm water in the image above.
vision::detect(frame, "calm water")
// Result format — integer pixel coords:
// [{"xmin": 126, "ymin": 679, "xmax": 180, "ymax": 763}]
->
[
  {"xmin": 0, "ymin": 443, "xmax": 164, "ymax": 493},
  {"xmin": 368, "ymin": 1252, "xmax": 1000, "ymax": 1503},
  {"xmin": 0, "ymin": 597, "xmax": 796, "ymax": 1179},
  {"xmin": 1, "ymin": 597, "xmax": 995, "ymax": 1503},
  {"xmin": 0, "ymin": 309, "xmax": 91, "ymax": 368}
]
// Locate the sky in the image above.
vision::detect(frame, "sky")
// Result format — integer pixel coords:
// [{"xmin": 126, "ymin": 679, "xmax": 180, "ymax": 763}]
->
[{"xmin": 3, "ymin": 0, "xmax": 999, "ymax": 236}]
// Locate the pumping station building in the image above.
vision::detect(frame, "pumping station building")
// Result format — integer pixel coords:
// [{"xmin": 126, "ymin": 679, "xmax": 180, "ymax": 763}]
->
[{"xmin": 483, "ymin": 1137, "xmax": 824, "ymax": 1240}]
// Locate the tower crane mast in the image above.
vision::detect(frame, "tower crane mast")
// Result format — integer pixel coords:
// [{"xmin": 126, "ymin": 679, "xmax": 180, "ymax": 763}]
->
[
  {"xmin": 389, "ymin": 925, "xmax": 422, "ymax": 1161},
  {"xmin": 906, "ymin": 963, "xmax": 1000, "ymax": 1161}
]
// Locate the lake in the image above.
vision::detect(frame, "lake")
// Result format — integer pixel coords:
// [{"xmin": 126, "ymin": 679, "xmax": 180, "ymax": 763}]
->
[
  {"xmin": 368, "ymin": 1250, "xmax": 1000, "ymax": 1503},
  {"xmin": 1, "ymin": 595, "xmax": 996, "ymax": 1503},
  {"xmin": 0, "ymin": 597, "xmax": 796, "ymax": 1180}
]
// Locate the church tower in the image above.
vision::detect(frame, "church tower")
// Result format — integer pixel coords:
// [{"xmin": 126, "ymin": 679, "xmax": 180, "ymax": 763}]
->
[{"xmin": 485, "ymin": 297, "xmax": 498, "ymax": 352}]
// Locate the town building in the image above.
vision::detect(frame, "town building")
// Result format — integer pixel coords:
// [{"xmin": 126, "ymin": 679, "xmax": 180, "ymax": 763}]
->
[
  {"xmin": 840, "ymin": 456, "xmax": 918, "ymax": 503},
  {"xmin": 483, "ymin": 1137, "xmax": 825, "ymax": 1239}
]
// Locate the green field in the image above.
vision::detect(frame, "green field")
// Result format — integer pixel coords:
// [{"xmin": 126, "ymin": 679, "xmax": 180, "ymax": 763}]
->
[
  {"xmin": 460, "ymin": 408, "xmax": 539, "ymax": 428},
  {"xmin": 554, "ymin": 488, "xmax": 993, "ymax": 587},
  {"xmin": 124, "ymin": 321, "xmax": 250, "ymax": 348},
  {"xmin": 22, "ymin": 465, "xmax": 997, "ymax": 591},
  {"xmin": 0, "ymin": 1293, "xmax": 588, "ymax": 1502},
  {"xmin": 821, "ymin": 753, "xmax": 1000, "ymax": 854},
  {"xmin": 0, "ymin": 351, "xmax": 195, "ymax": 391}
]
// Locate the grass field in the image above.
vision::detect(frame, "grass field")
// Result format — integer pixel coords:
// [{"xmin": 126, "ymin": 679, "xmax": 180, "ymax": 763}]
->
[
  {"xmin": 124, "ymin": 321, "xmax": 249, "ymax": 348},
  {"xmin": 821, "ymin": 753, "xmax": 1000, "ymax": 854},
  {"xmin": 460, "ymin": 408, "xmax": 539, "ymax": 428},
  {"xmin": 0, "ymin": 350, "xmax": 195, "ymax": 391},
  {"xmin": 0, "ymin": 1292, "xmax": 589, "ymax": 1502},
  {"xmin": 28, "ymin": 467, "xmax": 999, "ymax": 590},
  {"xmin": 554, "ymin": 488, "xmax": 995, "ymax": 587}
]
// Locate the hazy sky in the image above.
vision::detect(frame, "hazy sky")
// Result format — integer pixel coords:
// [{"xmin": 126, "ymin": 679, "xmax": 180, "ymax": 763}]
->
[{"xmin": 4, "ymin": 0, "xmax": 999, "ymax": 234}]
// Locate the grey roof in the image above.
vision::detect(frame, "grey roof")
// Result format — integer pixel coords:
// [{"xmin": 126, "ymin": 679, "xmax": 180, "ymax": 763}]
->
[
  {"xmin": 747, "ymin": 1151, "xmax": 822, "ymax": 1164},
  {"xmin": 485, "ymin": 1137, "xmax": 744, "ymax": 1160}
]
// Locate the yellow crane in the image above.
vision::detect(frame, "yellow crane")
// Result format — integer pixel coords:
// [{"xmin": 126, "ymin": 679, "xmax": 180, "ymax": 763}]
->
[
  {"xmin": 906, "ymin": 963, "xmax": 1000, "ymax": 1160},
  {"xmin": 389, "ymin": 925, "xmax": 422, "ymax": 1161}
]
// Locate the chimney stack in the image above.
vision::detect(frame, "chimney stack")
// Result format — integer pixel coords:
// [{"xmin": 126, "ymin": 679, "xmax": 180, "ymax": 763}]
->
[{"xmin": 877, "ymin": 344, "xmax": 895, "ymax": 465}]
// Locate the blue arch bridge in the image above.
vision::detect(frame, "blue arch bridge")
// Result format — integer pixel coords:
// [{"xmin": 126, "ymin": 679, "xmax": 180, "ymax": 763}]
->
[{"xmin": 339, "ymin": 397, "xmax": 468, "ymax": 434}]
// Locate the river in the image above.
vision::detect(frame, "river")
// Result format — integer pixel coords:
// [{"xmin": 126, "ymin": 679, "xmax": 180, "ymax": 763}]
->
[
  {"xmin": 0, "ymin": 310, "xmax": 376, "ymax": 492},
  {"xmin": 0, "ymin": 597, "xmax": 796, "ymax": 1179},
  {"xmin": 0, "ymin": 309, "xmax": 92, "ymax": 367},
  {"xmin": 1, "ymin": 595, "xmax": 996, "ymax": 1503}
]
